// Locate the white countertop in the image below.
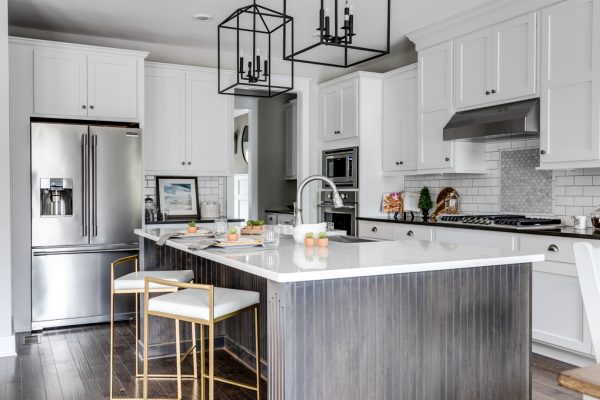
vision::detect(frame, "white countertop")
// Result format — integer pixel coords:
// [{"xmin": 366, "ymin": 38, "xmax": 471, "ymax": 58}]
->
[{"xmin": 135, "ymin": 228, "xmax": 545, "ymax": 283}]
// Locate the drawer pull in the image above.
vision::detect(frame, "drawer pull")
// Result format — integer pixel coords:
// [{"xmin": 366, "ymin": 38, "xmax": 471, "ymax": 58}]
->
[
  {"xmin": 371, "ymin": 227, "xmax": 378, "ymax": 233},
  {"xmin": 547, "ymin": 244, "xmax": 559, "ymax": 253},
  {"xmin": 407, "ymin": 230, "xmax": 414, "ymax": 237}
]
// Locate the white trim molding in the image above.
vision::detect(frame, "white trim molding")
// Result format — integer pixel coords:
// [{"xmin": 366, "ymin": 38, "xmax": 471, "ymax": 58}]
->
[
  {"xmin": 407, "ymin": 0, "xmax": 564, "ymax": 51},
  {"xmin": 0, "ymin": 335, "xmax": 16, "ymax": 358}
]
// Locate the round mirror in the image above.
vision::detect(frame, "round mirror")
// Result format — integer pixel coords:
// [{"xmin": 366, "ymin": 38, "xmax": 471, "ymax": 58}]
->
[{"xmin": 241, "ymin": 125, "xmax": 250, "ymax": 164}]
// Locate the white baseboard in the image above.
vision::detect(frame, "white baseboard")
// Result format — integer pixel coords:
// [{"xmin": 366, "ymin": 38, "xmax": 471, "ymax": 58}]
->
[
  {"xmin": 0, "ymin": 334, "xmax": 16, "ymax": 357},
  {"xmin": 533, "ymin": 341, "xmax": 595, "ymax": 367}
]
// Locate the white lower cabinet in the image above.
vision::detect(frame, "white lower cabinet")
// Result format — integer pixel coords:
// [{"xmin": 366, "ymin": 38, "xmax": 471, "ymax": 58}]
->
[
  {"xmin": 358, "ymin": 221, "xmax": 395, "ymax": 240},
  {"xmin": 392, "ymin": 225, "xmax": 434, "ymax": 241},
  {"xmin": 436, "ymin": 227, "xmax": 517, "ymax": 251}
]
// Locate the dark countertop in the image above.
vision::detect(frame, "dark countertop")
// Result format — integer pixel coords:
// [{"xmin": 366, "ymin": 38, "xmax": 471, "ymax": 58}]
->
[
  {"xmin": 146, "ymin": 218, "xmax": 245, "ymax": 225},
  {"xmin": 265, "ymin": 209, "xmax": 294, "ymax": 215},
  {"xmin": 357, "ymin": 216, "xmax": 600, "ymax": 240}
]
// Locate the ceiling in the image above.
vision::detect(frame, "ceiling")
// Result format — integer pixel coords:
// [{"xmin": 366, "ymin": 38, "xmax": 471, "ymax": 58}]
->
[{"xmin": 7, "ymin": 0, "xmax": 496, "ymax": 76}]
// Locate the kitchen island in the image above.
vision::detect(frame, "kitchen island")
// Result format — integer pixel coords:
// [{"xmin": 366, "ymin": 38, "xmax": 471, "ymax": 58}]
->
[{"xmin": 135, "ymin": 228, "xmax": 544, "ymax": 400}]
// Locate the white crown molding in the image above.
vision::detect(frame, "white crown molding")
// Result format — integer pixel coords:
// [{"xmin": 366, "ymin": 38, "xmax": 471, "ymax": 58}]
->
[
  {"xmin": 407, "ymin": 0, "xmax": 564, "ymax": 51},
  {"xmin": 383, "ymin": 63, "xmax": 417, "ymax": 78},
  {"xmin": 318, "ymin": 71, "xmax": 383, "ymax": 88},
  {"xmin": 9, "ymin": 36, "xmax": 149, "ymax": 58}
]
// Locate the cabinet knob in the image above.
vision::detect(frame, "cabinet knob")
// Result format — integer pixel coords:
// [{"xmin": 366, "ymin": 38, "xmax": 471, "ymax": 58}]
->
[
  {"xmin": 334, "ymin": 131, "xmax": 341, "ymax": 135},
  {"xmin": 547, "ymin": 244, "xmax": 559, "ymax": 253},
  {"xmin": 486, "ymin": 91, "xmax": 491, "ymax": 95},
  {"xmin": 188, "ymin": 162, "xmax": 191, "ymax": 165},
  {"xmin": 81, "ymin": 105, "xmax": 87, "ymax": 109},
  {"xmin": 540, "ymin": 150, "xmax": 546, "ymax": 155},
  {"xmin": 181, "ymin": 161, "xmax": 185, "ymax": 166},
  {"xmin": 407, "ymin": 230, "xmax": 414, "ymax": 237},
  {"xmin": 491, "ymin": 89, "xmax": 496, "ymax": 94},
  {"xmin": 371, "ymin": 227, "xmax": 378, "ymax": 233},
  {"xmin": 445, "ymin": 157, "xmax": 450, "ymax": 162},
  {"xmin": 89, "ymin": 105, "xmax": 94, "ymax": 110},
  {"xmin": 396, "ymin": 161, "xmax": 404, "ymax": 166}
]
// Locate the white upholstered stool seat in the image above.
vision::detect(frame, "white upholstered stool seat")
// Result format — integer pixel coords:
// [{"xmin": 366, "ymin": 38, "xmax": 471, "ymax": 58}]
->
[
  {"xmin": 148, "ymin": 287, "xmax": 260, "ymax": 321},
  {"xmin": 114, "ymin": 270, "xmax": 194, "ymax": 291}
]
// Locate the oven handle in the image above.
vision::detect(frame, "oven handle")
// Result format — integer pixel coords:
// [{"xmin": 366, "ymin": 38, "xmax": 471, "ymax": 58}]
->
[{"xmin": 318, "ymin": 204, "xmax": 356, "ymax": 210}]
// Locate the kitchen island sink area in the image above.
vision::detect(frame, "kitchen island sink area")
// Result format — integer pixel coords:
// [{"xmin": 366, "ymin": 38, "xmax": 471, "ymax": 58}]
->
[{"xmin": 136, "ymin": 228, "xmax": 544, "ymax": 400}]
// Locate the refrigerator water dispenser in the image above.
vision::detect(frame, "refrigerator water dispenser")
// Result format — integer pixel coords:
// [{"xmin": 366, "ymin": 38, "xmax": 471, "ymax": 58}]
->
[{"xmin": 40, "ymin": 178, "xmax": 73, "ymax": 216}]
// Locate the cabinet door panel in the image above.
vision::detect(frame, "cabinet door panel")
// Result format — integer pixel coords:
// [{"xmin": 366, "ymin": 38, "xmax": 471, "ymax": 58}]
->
[
  {"xmin": 321, "ymin": 88, "xmax": 339, "ymax": 141},
  {"xmin": 33, "ymin": 49, "xmax": 88, "ymax": 117},
  {"xmin": 383, "ymin": 68, "xmax": 418, "ymax": 172},
  {"xmin": 436, "ymin": 227, "xmax": 516, "ymax": 251},
  {"xmin": 338, "ymin": 81, "xmax": 358, "ymax": 140},
  {"xmin": 186, "ymin": 71, "xmax": 232, "ymax": 174},
  {"xmin": 418, "ymin": 43, "xmax": 453, "ymax": 170},
  {"xmin": 492, "ymin": 13, "xmax": 537, "ymax": 102},
  {"xmin": 455, "ymin": 31, "xmax": 490, "ymax": 108},
  {"xmin": 87, "ymin": 54, "xmax": 137, "ymax": 119},
  {"xmin": 144, "ymin": 68, "xmax": 186, "ymax": 172},
  {"xmin": 541, "ymin": 0, "xmax": 599, "ymax": 164}
]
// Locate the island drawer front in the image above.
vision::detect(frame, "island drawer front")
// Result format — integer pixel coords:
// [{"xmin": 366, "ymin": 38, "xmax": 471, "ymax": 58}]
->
[
  {"xmin": 520, "ymin": 236, "xmax": 574, "ymax": 264},
  {"xmin": 436, "ymin": 227, "xmax": 517, "ymax": 251},
  {"xmin": 393, "ymin": 225, "xmax": 434, "ymax": 241},
  {"xmin": 358, "ymin": 221, "xmax": 394, "ymax": 240}
]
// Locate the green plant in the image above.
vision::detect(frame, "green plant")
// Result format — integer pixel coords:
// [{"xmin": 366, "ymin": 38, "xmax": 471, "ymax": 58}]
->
[
  {"xmin": 318, "ymin": 232, "xmax": 328, "ymax": 239},
  {"xmin": 247, "ymin": 220, "xmax": 265, "ymax": 226},
  {"xmin": 305, "ymin": 232, "xmax": 314, "ymax": 239},
  {"xmin": 228, "ymin": 227, "xmax": 238, "ymax": 235},
  {"xmin": 418, "ymin": 187, "xmax": 433, "ymax": 210},
  {"xmin": 188, "ymin": 220, "xmax": 197, "ymax": 227}
]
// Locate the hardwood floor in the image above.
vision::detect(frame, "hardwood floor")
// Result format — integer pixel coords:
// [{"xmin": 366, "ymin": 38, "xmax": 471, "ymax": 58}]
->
[{"xmin": 0, "ymin": 322, "xmax": 583, "ymax": 399}]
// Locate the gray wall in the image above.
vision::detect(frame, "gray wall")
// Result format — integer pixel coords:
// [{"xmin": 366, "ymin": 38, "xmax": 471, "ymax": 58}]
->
[
  {"xmin": 232, "ymin": 114, "xmax": 249, "ymax": 175},
  {"xmin": 0, "ymin": 0, "xmax": 15, "ymax": 355},
  {"xmin": 257, "ymin": 94, "xmax": 297, "ymax": 219}
]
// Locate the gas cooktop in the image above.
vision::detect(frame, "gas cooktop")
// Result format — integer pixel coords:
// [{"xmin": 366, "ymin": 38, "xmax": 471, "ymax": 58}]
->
[{"xmin": 439, "ymin": 215, "xmax": 564, "ymax": 230}]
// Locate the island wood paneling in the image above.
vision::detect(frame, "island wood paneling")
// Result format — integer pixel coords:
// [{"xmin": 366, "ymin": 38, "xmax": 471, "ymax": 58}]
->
[{"xmin": 269, "ymin": 263, "xmax": 532, "ymax": 400}]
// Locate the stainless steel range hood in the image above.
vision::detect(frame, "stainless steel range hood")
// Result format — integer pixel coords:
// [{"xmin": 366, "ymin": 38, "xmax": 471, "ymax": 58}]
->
[{"xmin": 443, "ymin": 98, "xmax": 540, "ymax": 142}]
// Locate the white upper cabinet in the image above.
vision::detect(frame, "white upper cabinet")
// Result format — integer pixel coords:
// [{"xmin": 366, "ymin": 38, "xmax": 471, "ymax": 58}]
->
[
  {"xmin": 418, "ymin": 42, "xmax": 486, "ymax": 173},
  {"xmin": 320, "ymin": 77, "xmax": 358, "ymax": 141},
  {"xmin": 143, "ymin": 63, "xmax": 233, "ymax": 176},
  {"xmin": 87, "ymin": 54, "xmax": 137, "ymax": 119},
  {"xmin": 33, "ymin": 49, "xmax": 88, "ymax": 117},
  {"xmin": 455, "ymin": 13, "xmax": 537, "ymax": 109},
  {"xmin": 144, "ymin": 66, "xmax": 186, "ymax": 172},
  {"xmin": 540, "ymin": 0, "xmax": 600, "ymax": 167},
  {"xmin": 382, "ymin": 65, "xmax": 418, "ymax": 173},
  {"xmin": 33, "ymin": 47, "xmax": 143, "ymax": 120},
  {"xmin": 186, "ymin": 70, "xmax": 233, "ymax": 175}
]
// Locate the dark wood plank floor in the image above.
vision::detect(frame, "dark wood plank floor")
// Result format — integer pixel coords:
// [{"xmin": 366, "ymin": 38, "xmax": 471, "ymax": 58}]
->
[{"xmin": 0, "ymin": 322, "xmax": 582, "ymax": 399}]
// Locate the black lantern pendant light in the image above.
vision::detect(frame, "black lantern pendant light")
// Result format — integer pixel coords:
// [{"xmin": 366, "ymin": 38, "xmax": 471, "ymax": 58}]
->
[
  {"xmin": 283, "ymin": 0, "xmax": 390, "ymax": 68},
  {"xmin": 218, "ymin": 0, "xmax": 294, "ymax": 97}
]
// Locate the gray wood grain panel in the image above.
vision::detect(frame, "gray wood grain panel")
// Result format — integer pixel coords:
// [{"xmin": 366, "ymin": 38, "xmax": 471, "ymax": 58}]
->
[{"xmin": 276, "ymin": 263, "xmax": 531, "ymax": 400}]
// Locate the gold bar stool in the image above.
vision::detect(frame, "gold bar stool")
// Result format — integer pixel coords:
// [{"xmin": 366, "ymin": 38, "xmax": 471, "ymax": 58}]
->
[
  {"xmin": 142, "ymin": 277, "xmax": 261, "ymax": 400},
  {"xmin": 110, "ymin": 255, "xmax": 197, "ymax": 400}
]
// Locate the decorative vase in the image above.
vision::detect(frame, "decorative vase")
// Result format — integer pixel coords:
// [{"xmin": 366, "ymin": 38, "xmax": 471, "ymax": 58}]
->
[
  {"xmin": 227, "ymin": 233, "xmax": 239, "ymax": 241},
  {"xmin": 421, "ymin": 208, "xmax": 430, "ymax": 222},
  {"xmin": 304, "ymin": 238, "xmax": 316, "ymax": 247},
  {"xmin": 187, "ymin": 226, "xmax": 198, "ymax": 234},
  {"xmin": 318, "ymin": 238, "xmax": 329, "ymax": 248}
]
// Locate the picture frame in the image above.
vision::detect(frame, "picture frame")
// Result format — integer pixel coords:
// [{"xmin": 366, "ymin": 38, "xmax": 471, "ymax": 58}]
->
[{"xmin": 155, "ymin": 176, "xmax": 200, "ymax": 219}]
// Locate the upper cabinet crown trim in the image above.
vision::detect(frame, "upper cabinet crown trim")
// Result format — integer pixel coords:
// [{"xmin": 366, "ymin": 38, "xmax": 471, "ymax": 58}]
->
[
  {"xmin": 407, "ymin": 0, "xmax": 562, "ymax": 51},
  {"xmin": 318, "ymin": 71, "xmax": 382, "ymax": 88},
  {"xmin": 383, "ymin": 63, "xmax": 417, "ymax": 78},
  {"xmin": 9, "ymin": 36, "xmax": 149, "ymax": 59}
]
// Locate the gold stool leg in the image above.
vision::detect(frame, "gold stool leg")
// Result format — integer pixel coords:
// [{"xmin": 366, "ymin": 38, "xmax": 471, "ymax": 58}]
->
[
  {"xmin": 135, "ymin": 292, "xmax": 139, "ymax": 377},
  {"xmin": 110, "ymin": 291, "xmax": 115, "ymax": 399},
  {"xmin": 143, "ymin": 299, "xmax": 149, "ymax": 399},
  {"xmin": 200, "ymin": 324, "xmax": 205, "ymax": 400},
  {"xmin": 175, "ymin": 319, "xmax": 182, "ymax": 400},
  {"xmin": 254, "ymin": 306, "xmax": 261, "ymax": 400},
  {"xmin": 192, "ymin": 322, "xmax": 198, "ymax": 379},
  {"xmin": 209, "ymin": 323, "xmax": 215, "ymax": 400}
]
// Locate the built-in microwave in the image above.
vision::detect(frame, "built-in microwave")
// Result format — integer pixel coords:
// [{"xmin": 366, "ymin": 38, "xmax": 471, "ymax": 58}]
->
[{"xmin": 322, "ymin": 147, "xmax": 358, "ymax": 188}]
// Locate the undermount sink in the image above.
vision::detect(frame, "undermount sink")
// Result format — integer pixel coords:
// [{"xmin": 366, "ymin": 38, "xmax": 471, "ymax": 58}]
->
[{"xmin": 328, "ymin": 236, "xmax": 379, "ymax": 244}]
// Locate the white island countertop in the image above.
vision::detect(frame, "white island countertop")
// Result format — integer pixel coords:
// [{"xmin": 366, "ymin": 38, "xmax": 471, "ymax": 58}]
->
[{"xmin": 135, "ymin": 228, "xmax": 545, "ymax": 283}]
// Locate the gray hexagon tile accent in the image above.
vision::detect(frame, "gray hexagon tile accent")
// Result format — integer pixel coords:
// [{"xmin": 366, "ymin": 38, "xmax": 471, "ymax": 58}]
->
[{"xmin": 500, "ymin": 149, "xmax": 552, "ymax": 213}]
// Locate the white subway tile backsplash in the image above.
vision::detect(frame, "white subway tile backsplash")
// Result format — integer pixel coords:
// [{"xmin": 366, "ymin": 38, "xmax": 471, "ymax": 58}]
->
[{"xmin": 574, "ymin": 176, "xmax": 593, "ymax": 186}]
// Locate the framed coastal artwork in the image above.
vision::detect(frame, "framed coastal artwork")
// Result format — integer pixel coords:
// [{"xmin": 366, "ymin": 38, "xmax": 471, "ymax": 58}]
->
[{"xmin": 155, "ymin": 176, "xmax": 200, "ymax": 218}]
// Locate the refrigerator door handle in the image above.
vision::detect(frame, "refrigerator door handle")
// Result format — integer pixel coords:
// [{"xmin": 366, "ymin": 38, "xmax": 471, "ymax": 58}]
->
[
  {"xmin": 91, "ymin": 134, "xmax": 98, "ymax": 237},
  {"xmin": 81, "ymin": 134, "xmax": 88, "ymax": 237}
]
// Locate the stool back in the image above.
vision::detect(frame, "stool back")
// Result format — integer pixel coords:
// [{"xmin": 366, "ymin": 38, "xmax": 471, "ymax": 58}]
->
[{"xmin": 574, "ymin": 242, "xmax": 600, "ymax": 362}]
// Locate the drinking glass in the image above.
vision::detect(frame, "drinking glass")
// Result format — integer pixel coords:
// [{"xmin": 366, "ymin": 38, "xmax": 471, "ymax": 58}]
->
[
  {"xmin": 214, "ymin": 217, "xmax": 228, "ymax": 237},
  {"xmin": 262, "ymin": 225, "xmax": 280, "ymax": 249}
]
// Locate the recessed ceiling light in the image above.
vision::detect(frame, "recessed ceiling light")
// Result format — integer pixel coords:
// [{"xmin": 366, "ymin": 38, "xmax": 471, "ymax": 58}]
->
[{"xmin": 193, "ymin": 13, "xmax": 213, "ymax": 22}]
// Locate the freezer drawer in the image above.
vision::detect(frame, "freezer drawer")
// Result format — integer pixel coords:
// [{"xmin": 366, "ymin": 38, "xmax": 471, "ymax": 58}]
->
[{"xmin": 32, "ymin": 249, "xmax": 137, "ymax": 329}]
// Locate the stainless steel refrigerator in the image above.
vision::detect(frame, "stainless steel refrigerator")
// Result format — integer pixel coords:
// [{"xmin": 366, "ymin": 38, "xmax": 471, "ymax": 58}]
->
[{"xmin": 31, "ymin": 121, "xmax": 142, "ymax": 329}]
